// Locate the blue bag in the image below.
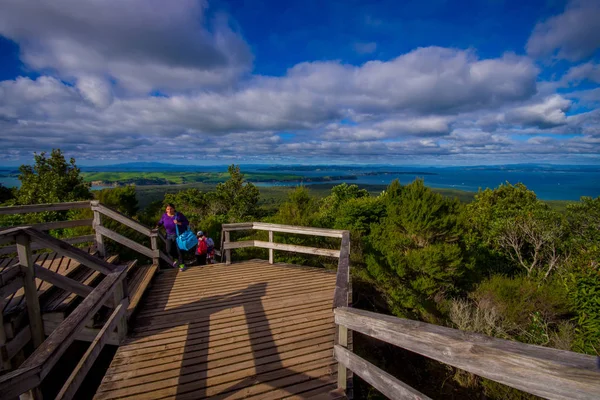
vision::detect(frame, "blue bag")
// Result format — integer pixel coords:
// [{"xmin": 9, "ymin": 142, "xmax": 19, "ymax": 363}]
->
[{"xmin": 175, "ymin": 217, "xmax": 197, "ymax": 251}]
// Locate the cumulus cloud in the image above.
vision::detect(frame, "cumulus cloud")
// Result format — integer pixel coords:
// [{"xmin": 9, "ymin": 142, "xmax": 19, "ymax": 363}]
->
[
  {"xmin": 563, "ymin": 62, "xmax": 600, "ymax": 84},
  {"xmin": 0, "ymin": 0, "xmax": 252, "ymax": 95},
  {"xmin": 527, "ymin": 0, "xmax": 600, "ymax": 61},
  {"xmin": 505, "ymin": 95, "xmax": 571, "ymax": 129}
]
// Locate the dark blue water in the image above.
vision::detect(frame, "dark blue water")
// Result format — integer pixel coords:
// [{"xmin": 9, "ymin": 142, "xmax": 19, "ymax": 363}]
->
[
  {"xmin": 249, "ymin": 166, "xmax": 600, "ymax": 201},
  {"xmin": 1, "ymin": 165, "xmax": 598, "ymax": 201}
]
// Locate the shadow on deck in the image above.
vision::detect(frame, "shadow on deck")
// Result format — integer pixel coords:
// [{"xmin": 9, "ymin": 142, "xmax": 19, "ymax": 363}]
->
[{"xmin": 94, "ymin": 260, "xmax": 345, "ymax": 400}]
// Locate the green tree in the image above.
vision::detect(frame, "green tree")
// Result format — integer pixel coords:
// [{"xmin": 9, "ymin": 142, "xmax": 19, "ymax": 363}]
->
[
  {"xmin": 213, "ymin": 165, "xmax": 260, "ymax": 221},
  {"xmin": 0, "ymin": 183, "xmax": 14, "ymax": 204},
  {"xmin": 365, "ymin": 179, "xmax": 469, "ymax": 321},
  {"xmin": 95, "ymin": 185, "xmax": 139, "ymax": 216},
  {"xmin": 16, "ymin": 149, "xmax": 92, "ymax": 205}
]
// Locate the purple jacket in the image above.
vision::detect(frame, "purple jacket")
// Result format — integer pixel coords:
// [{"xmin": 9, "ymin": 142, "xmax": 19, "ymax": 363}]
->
[{"xmin": 157, "ymin": 212, "xmax": 189, "ymax": 236}]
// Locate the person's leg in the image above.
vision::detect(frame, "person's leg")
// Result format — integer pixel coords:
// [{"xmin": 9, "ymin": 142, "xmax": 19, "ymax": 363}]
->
[
  {"xmin": 165, "ymin": 237, "xmax": 177, "ymax": 267},
  {"xmin": 176, "ymin": 246, "xmax": 184, "ymax": 267},
  {"xmin": 199, "ymin": 253, "xmax": 207, "ymax": 266}
]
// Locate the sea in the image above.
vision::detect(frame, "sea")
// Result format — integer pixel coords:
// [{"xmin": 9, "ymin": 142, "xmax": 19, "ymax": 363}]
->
[{"xmin": 1, "ymin": 164, "xmax": 598, "ymax": 201}]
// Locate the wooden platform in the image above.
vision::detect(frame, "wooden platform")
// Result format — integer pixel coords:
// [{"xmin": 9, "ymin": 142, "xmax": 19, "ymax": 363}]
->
[{"xmin": 94, "ymin": 260, "xmax": 345, "ymax": 400}]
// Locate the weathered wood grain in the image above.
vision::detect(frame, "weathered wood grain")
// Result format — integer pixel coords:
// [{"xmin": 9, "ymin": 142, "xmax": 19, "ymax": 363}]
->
[
  {"xmin": 33, "ymin": 264, "xmax": 92, "ymax": 298},
  {"xmin": 55, "ymin": 300, "xmax": 128, "ymax": 400},
  {"xmin": 0, "ymin": 201, "xmax": 91, "ymax": 216},
  {"xmin": 0, "ymin": 219, "xmax": 93, "ymax": 234},
  {"xmin": 95, "ymin": 226, "xmax": 156, "ymax": 259},
  {"xmin": 335, "ymin": 307, "xmax": 600, "ymax": 400},
  {"xmin": 92, "ymin": 203, "xmax": 152, "ymax": 236},
  {"xmin": 20, "ymin": 265, "xmax": 127, "ymax": 382},
  {"xmin": 334, "ymin": 345, "xmax": 430, "ymax": 400},
  {"xmin": 15, "ymin": 234, "xmax": 44, "ymax": 349},
  {"xmin": 253, "ymin": 240, "xmax": 341, "ymax": 258},
  {"xmin": 0, "ymin": 234, "xmax": 95, "ymax": 256},
  {"xmin": 332, "ymin": 231, "xmax": 350, "ymax": 309},
  {"xmin": 251, "ymin": 222, "xmax": 346, "ymax": 238},
  {"xmin": 22, "ymin": 229, "xmax": 114, "ymax": 275}
]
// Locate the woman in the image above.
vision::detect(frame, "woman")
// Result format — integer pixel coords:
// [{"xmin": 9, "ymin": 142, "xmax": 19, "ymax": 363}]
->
[{"xmin": 156, "ymin": 203, "xmax": 189, "ymax": 270}]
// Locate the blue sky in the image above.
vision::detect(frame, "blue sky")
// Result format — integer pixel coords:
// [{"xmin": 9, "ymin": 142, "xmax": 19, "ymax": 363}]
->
[{"xmin": 0, "ymin": 0, "xmax": 599, "ymax": 166}]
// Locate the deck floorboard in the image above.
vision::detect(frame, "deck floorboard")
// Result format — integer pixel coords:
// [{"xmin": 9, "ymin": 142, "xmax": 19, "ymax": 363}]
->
[{"xmin": 95, "ymin": 260, "xmax": 343, "ymax": 400}]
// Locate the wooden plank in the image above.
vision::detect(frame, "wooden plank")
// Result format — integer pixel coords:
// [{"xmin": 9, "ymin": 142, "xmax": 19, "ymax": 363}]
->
[
  {"xmin": 269, "ymin": 230, "xmax": 274, "ymax": 264},
  {"xmin": 56, "ymin": 300, "xmax": 128, "ymax": 400},
  {"xmin": 251, "ymin": 222, "xmax": 345, "ymax": 238},
  {"xmin": 43, "ymin": 320, "xmax": 120, "ymax": 346},
  {"xmin": 0, "ymin": 364, "xmax": 42, "ymax": 399},
  {"xmin": 222, "ymin": 240, "xmax": 255, "ymax": 250},
  {"xmin": 92, "ymin": 201, "xmax": 105, "ymax": 257},
  {"xmin": 149, "ymin": 230, "xmax": 159, "ymax": 266},
  {"xmin": 337, "ymin": 325, "xmax": 348, "ymax": 391},
  {"xmin": 95, "ymin": 226, "xmax": 156, "ymax": 259},
  {"xmin": 334, "ymin": 307, "xmax": 600, "ymax": 400},
  {"xmin": 0, "ymin": 235, "xmax": 97, "ymax": 256},
  {"xmin": 0, "ymin": 201, "xmax": 91, "ymax": 215},
  {"xmin": 224, "ymin": 230, "xmax": 231, "ymax": 265},
  {"xmin": 126, "ymin": 265, "xmax": 157, "ymax": 319},
  {"xmin": 253, "ymin": 240, "xmax": 341, "ymax": 258},
  {"xmin": 0, "ymin": 275, "xmax": 23, "ymax": 299},
  {"xmin": 33, "ymin": 264, "xmax": 92, "ymax": 298},
  {"xmin": 220, "ymin": 222, "xmax": 254, "ymax": 232},
  {"xmin": 334, "ymin": 345, "xmax": 430, "ymax": 400},
  {"xmin": 23, "ymin": 228, "xmax": 115, "ymax": 275},
  {"xmin": 0, "ymin": 227, "xmax": 25, "ymax": 246},
  {"xmin": 5, "ymin": 324, "xmax": 31, "ymax": 360},
  {"xmin": 92, "ymin": 203, "xmax": 152, "ymax": 236},
  {"xmin": 0, "ymin": 219, "xmax": 93, "ymax": 233},
  {"xmin": 15, "ymin": 234, "xmax": 44, "ymax": 349},
  {"xmin": 332, "ymin": 231, "xmax": 350, "ymax": 309},
  {"xmin": 21, "ymin": 265, "xmax": 127, "ymax": 381}
]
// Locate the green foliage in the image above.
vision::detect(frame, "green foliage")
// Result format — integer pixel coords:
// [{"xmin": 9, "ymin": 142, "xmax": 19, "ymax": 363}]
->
[
  {"xmin": 0, "ymin": 184, "xmax": 14, "ymax": 204},
  {"xmin": 213, "ymin": 165, "xmax": 260, "ymax": 221},
  {"xmin": 95, "ymin": 185, "xmax": 139, "ymax": 216},
  {"xmin": 365, "ymin": 179, "xmax": 469, "ymax": 321},
  {"xmin": 271, "ymin": 186, "xmax": 318, "ymax": 227},
  {"xmin": 16, "ymin": 149, "xmax": 92, "ymax": 206},
  {"xmin": 472, "ymin": 275, "xmax": 572, "ymax": 334}
]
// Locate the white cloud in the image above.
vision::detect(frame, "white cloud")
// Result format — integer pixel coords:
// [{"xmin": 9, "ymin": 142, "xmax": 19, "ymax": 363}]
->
[
  {"xmin": 563, "ymin": 62, "xmax": 600, "ymax": 84},
  {"xmin": 0, "ymin": 0, "xmax": 252, "ymax": 95},
  {"xmin": 527, "ymin": 0, "xmax": 600, "ymax": 61},
  {"xmin": 505, "ymin": 95, "xmax": 571, "ymax": 128}
]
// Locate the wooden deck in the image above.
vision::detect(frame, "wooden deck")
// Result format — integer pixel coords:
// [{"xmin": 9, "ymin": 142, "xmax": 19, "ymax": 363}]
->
[{"xmin": 94, "ymin": 260, "xmax": 345, "ymax": 400}]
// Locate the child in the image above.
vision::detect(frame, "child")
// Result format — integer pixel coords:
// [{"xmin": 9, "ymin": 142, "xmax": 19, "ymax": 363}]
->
[
  {"xmin": 206, "ymin": 236, "xmax": 215, "ymax": 264},
  {"xmin": 196, "ymin": 231, "xmax": 208, "ymax": 266}
]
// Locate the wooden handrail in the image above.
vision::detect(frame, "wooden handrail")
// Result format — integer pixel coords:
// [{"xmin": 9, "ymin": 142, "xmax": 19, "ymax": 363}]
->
[
  {"xmin": 0, "ymin": 234, "xmax": 95, "ymax": 256},
  {"xmin": 0, "ymin": 265, "xmax": 128, "ymax": 398},
  {"xmin": 23, "ymin": 228, "xmax": 115, "ymax": 275},
  {"xmin": 91, "ymin": 202, "xmax": 152, "ymax": 237},
  {"xmin": 0, "ymin": 201, "xmax": 91, "ymax": 216},
  {"xmin": 334, "ymin": 307, "xmax": 600, "ymax": 400},
  {"xmin": 0, "ymin": 219, "xmax": 93, "ymax": 234}
]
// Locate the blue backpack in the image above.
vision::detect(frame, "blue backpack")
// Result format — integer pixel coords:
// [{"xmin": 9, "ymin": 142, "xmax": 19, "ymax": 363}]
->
[{"xmin": 175, "ymin": 215, "xmax": 197, "ymax": 251}]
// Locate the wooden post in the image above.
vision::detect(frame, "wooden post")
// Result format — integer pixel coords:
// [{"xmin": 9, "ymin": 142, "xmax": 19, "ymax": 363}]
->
[
  {"xmin": 337, "ymin": 324, "xmax": 349, "ymax": 391},
  {"xmin": 150, "ymin": 229, "xmax": 159, "ymax": 266},
  {"xmin": 91, "ymin": 200, "xmax": 105, "ymax": 257},
  {"xmin": 15, "ymin": 234, "xmax": 44, "ymax": 349},
  {"xmin": 112, "ymin": 281, "xmax": 128, "ymax": 343},
  {"xmin": 225, "ymin": 231, "xmax": 231, "ymax": 265},
  {"xmin": 268, "ymin": 230, "xmax": 274, "ymax": 264},
  {"xmin": 0, "ymin": 303, "xmax": 11, "ymax": 370}
]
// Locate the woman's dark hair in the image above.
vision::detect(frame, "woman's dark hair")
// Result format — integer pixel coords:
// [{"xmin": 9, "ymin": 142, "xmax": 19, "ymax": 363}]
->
[{"xmin": 165, "ymin": 203, "xmax": 176, "ymax": 209}]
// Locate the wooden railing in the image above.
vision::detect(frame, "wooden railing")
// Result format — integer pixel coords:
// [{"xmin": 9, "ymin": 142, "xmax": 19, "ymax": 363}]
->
[
  {"xmin": 0, "ymin": 227, "xmax": 128, "ymax": 399},
  {"xmin": 90, "ymin": 201, "xmax": 172, "ymax": 266},
  {"xmin": 333, "ymin": 307, "xmax": 600, "ymax": 400},
  {"xmin": 0, "ymin": 201, "xmax": 95, "ymax": 256}
]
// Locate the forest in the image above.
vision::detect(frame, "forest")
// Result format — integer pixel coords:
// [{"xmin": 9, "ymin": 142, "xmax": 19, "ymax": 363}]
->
[{"xmin": 1, "ymin": 150, "xmax": 599, "ymax": 399}]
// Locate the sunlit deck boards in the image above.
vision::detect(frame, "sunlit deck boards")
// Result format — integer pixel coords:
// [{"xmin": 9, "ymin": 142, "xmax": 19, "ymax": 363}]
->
[{"xmin": 94, "ymin": 259, "xmax": 345, "ymax": 400}]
